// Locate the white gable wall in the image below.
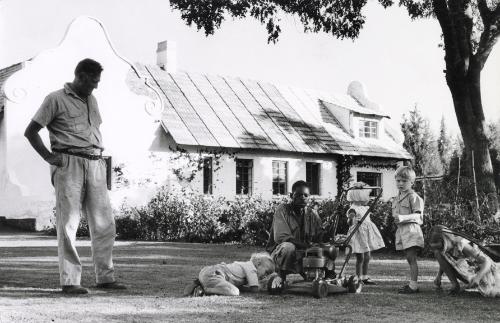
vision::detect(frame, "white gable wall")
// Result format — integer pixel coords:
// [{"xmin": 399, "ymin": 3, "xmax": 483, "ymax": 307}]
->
[{"xmin": 1, "ymin": 17, "xmax": 161, "ymax": 229}]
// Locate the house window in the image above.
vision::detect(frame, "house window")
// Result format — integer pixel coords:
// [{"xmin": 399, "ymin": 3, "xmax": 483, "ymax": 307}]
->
[
  {"xmin": 203, "ymin": 157, "xmax": 213, "ymax": 194},
  {"xmin": 236, "ymin": 159, "xmax": 253, "ymax": 195},
  {"xmin": 357, "ymin": 172, "xmax": 382, "ymax": 196},
  {"xmin": 272, "ymin": 161, "xmax": 287, "ymax": 195},
  {"xmin": 359, "ymin": 120, "xmax": 378, "ymax": 138},
  {"xmin": 306, "ymin": 162, "xmax": 321, "ymax": 195}
]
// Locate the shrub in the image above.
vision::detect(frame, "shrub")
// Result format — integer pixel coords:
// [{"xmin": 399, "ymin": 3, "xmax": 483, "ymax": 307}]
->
[
  {"xmin": 45, "ymin": 184, "xmax": 500, "ymax": 255},
  {"xmin": 114, "ymin": 189, "xmax": 286, "ymax": 245}
]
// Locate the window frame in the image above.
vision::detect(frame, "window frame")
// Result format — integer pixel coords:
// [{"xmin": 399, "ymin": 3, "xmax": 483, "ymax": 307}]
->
[
  {"xmin": 359, "ymin": 119, "xmax": 378, "ymax": 139},
  {"xmin": 203, "ymin": 157, "xmax": 213, "ymax": 195},
  {"xmin": 272, "ymin": 160, "xmax": 288, "ymax": 195},
  {"xmin": 356, "ymin": 171, "xmax": 382, "ymax": 196},
  {"xmin": 306, "ymin": 162, "xmax": 321, "ymax": 195},
  {"xmin": 236, "ymin": 158, "xmax": 253, "ymax": 195}
]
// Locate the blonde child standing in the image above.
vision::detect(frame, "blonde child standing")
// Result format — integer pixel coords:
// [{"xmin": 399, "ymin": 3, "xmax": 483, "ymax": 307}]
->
[
  {"xmin": 347, "ymin": 182, "xmax": 385, "ymax": 285},
  {"xmin": 392, "ymin": 166, "xmax": 424, "ymax": 294}
]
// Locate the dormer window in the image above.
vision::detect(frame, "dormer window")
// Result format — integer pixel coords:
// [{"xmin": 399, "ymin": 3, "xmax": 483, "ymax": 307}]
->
[{"xmin": 359, "ymin": 120, "xmax": 378, "ymax": 138}]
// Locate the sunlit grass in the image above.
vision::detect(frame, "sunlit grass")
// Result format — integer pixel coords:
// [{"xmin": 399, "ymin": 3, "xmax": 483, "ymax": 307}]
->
[{"xmin": 1, "ymin": 234, "xmax": 499, "ymax": 322}]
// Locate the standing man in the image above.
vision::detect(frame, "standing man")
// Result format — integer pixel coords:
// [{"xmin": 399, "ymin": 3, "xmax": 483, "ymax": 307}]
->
[
  {"xmin": 266, "ymin": 180, "xmax": 333, "ymax": 289},
  {"xmin": 24, "ymin": 58, "xmax": 125, "ymax": 294}
]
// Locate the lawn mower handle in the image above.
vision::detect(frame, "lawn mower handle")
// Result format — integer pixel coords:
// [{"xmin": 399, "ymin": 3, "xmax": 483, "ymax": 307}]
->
[{"xmin": 326, "ymin": 186, "xmax": 383, "ymax": 244}]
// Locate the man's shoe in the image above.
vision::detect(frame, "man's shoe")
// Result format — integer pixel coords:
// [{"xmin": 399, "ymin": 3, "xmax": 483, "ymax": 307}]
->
[
  {"xmin": 96, "ymin": 281, "xmax": 127, "ymax": 290},
  {"xmin": 362, "ymin": 278, "xmax": 377, "ymax": 285},
  {"xmin": 62, "ymin": 285, "xmax": 89, "ymax": 294},
  {"xmin": 183, "ymin": 279, "xmax": 203, "ymax": 297},
  {"xmin": 398, "ymin": 285, "xmax": 419, "ymax": 294}
]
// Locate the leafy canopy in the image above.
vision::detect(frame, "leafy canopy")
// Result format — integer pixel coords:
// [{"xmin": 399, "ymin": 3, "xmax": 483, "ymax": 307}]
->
[{"xmin": 170, "ymin": 1, "xmax": 500, "ymax": 60}]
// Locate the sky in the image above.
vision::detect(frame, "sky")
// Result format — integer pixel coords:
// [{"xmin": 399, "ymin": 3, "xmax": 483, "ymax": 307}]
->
[{"xmin": 1, "ymin": 0, "xmax": 499, "ymax": 136}]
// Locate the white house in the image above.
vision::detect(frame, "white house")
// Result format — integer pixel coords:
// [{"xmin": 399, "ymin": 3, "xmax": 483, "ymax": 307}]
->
[{"xmin": 0, "ymin": 17, "xmax": 411, "ymax": 230}]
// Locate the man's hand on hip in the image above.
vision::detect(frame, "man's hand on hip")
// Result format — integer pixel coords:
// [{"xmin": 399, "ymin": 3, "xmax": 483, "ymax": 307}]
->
[{"xmin": 45, "ymin": 153, "xmax": 64, "ymax": 167}]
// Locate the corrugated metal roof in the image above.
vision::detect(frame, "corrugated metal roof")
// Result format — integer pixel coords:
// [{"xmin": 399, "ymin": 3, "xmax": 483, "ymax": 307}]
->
[{"xmin": 128, "ymin": 63, "xmax": 411, "ymax": 159}]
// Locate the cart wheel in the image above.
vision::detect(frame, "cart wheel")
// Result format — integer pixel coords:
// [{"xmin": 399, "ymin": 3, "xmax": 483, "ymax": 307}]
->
[
  {"xmin": 346, "ymin": 275, "xmax": 362, "ymax": 293},
  {"xmin": 312, "ymin": 279, "xmax": 328, "ymax": 299},
  {"xmin": 267, "ymin": 275, "xmax": 283, "ymax": 295}
]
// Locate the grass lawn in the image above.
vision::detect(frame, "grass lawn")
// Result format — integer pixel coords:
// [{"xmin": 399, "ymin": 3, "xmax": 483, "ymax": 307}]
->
[{"xmin": 1, "ymin": 232, "xmax": 499, "ymax": 323}]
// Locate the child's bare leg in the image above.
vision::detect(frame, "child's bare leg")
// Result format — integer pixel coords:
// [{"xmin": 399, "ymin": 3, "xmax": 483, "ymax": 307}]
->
[
  {"xmin": 204, "ymin": 280, "xmax": 240, "ymax": 296},
  {"xmin": 405, "ymin": 247, "xmax": 419, "ymax": 289},
  {"xmin": 362, "ymin": 251, "xmax": 371, "ymax": 276},
  {"xmin": 355, "ymin": 253, "xmax": 364, "ymax": 277},
  {"xmin": 433, "ymin": 250, "xmax": 460, "ymax": 290}
]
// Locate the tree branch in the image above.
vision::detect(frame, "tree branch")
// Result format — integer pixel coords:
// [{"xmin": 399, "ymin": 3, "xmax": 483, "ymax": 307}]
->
[
  {"xmin": 477, "ymin": 0, "xmax": 492, "ymax": 25},
  {"xmin": 473, "ymin": 0, "xmax": 500, "ymax": 69},
  {"xmin": 432, "ymin": 0, "xmax": 461, "ymax": 73},
  {"xmin": 494, "ymin": 0, "xmax": 500, "ymax": 17},
  {"xmin": 447, "ymin": 0, "xmax": 473, "ymax": 74},
  {"xmin": 474, "ymin": 25, "xmax": 500, "ymax": 69}
]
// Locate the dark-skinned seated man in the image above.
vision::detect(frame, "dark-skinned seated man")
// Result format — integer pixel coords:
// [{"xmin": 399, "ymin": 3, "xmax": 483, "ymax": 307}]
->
[{"xmin": 266, "ymin": 180, "xmax": 334, "ymax": 289}]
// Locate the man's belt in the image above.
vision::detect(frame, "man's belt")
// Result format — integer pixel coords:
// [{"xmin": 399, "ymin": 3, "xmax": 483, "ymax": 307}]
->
[{"xmin": 52, "ymin": 148, "xmax": 103, "ymax": 160}]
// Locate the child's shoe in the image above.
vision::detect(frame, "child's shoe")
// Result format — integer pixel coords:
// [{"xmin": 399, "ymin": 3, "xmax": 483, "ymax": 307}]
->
[
  {"xmin": 183, "ymin": 279, "xmax": 204, "ymax": 297},
  {"xmin": 192, "ymin": 285, "xmax": 205, "ymax": 297},
  {"xmin": 398, "ymin": 284, "xmax": 419, "ymax": 294},
  {"xmin": 447, "ymin": 285, "xmax": 461, "ymax": 296},
  {"xmin": 345, "ymin": 275, "xmax": 363, "ymax": 293},
  {"xmin": 362, "ymin": 278, "xmax": 376, "ymax": 285}
]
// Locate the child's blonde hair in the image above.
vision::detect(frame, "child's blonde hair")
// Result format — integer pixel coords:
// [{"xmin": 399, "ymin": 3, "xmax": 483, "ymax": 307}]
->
[
  {"xmin": 347, "ymin": 182, "xmax": 371, "ymax": 202},
  {"xmin": 394, "ymin": 166, "xmax": 416, "ymax": 182},
  {"xmin": 250, "ymin": 252, "xmax": 275, "ymax": 274}
]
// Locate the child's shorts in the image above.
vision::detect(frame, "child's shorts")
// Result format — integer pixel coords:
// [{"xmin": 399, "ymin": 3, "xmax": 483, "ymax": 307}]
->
[
  {"xmin": 198, "ymin": 265, "xmax": 240, "ymax": 296},
  {"xmin": 395, "ymin": 223, "xmax": 424, "ymax": 250}
]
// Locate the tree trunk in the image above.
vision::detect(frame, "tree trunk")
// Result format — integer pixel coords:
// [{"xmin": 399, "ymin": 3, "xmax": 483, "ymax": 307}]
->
[{"xmin": 446, "ymin": 66, "xmax": 499, "ymax": 218}]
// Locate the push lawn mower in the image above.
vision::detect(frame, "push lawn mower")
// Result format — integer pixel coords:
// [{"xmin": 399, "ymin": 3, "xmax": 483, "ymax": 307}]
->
[
  {"xmin": 439, "ymin": 227, "xmax": 500, "ymax": 262},
  {"xmin": 267, "ymin": 186, "xmax": 383, "ymax": 298}
]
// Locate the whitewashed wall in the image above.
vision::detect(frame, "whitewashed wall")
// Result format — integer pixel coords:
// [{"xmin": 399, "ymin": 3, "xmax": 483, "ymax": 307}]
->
[{"xmin": 153, "ymin": 150, "xmax": 338, "ymax": 200}]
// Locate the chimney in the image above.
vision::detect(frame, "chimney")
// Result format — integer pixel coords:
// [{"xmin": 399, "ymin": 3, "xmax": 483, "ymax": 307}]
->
[
  {"xmin": 156, "ymin": 40, "xmax": 177, "ymax": 72},
  {"xmin": 347, "ymin": 81, "xmax": 380, "ymax": 110}
]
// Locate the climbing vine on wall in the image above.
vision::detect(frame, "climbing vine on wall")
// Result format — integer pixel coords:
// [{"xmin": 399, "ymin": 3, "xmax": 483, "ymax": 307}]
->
[
  {"xmin": 336, "ymin": 155, "xmax": 355, "ymax": 197},
  {"xmin": 336, "ymin": 155, "xmax": 399, "ymax": 196},
  {"xmin": 168, "ymin": 146, "xmax": 238, "ymax": 183},
  {"xmin": 352, "ymin": 156, "xmax": 399, "ymax": 171}
]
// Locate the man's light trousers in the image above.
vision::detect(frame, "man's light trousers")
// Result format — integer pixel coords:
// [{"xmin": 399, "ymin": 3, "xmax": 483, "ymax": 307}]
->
[{"xmin": 51, "ymin": 154, "xmax": 115, "ymax": 286}]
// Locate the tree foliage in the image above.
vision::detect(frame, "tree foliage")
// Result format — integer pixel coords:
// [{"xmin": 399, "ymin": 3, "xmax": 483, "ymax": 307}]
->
[
  {"xmin": 401, "ymin": 105, "xmax": 442, "ymax": 176},
  {"xmin": 170, "ymin": 0, "xmax": 397, "ymax": 43},
  {"xmin": 438, "ymin": 116, "xmax": 453, "ymax": 173}
]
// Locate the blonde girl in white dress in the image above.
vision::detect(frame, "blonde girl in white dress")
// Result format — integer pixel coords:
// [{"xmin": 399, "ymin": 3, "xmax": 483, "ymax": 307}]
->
[{"xmin": 346, "ymin": 183, "xmax": 385, "ymax": 285}]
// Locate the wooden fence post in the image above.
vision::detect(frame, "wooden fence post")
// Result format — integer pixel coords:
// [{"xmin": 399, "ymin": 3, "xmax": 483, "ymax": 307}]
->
[{"xmin": 471, "ymin": 150, "xmax": 481, "ymax": 221}]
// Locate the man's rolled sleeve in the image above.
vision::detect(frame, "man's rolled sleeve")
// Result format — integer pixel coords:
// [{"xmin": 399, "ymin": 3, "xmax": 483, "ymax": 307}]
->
[{"xmin": 32, "ymin": 94, "xmax": 58, "ymax": 127}]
